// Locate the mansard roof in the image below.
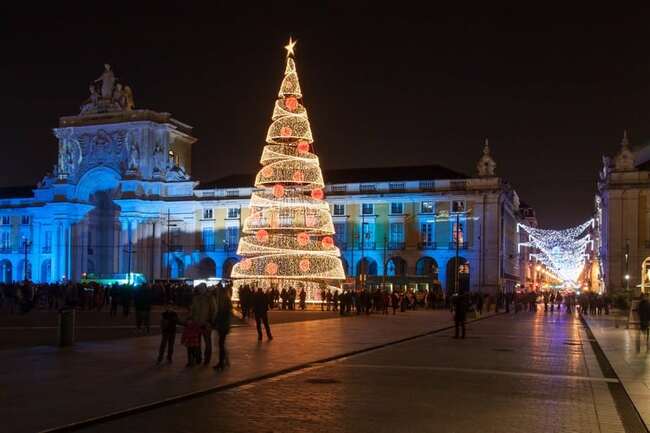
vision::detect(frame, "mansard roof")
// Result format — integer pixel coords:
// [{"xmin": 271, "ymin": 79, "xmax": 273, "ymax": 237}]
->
[{"xmin": 197, "ymin": 164, "xmax": 468, "ymax": 190}]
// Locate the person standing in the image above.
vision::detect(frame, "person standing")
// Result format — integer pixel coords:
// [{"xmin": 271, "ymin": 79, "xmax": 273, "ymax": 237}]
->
[
  {"xmin": 253, "ymin": 287, "xmax": 273, "ymax": 341},
  {"xmin": 157, "ymin": 302, "xmax": 179, "ymax": 364},
  {"xmin": 299, "ymin": 288, "xmax": 307, "ymax": 310},
  {"xmin": 453, "ymin": 292, "xmax": 468, "ymax": 339},
  {"xmin": 190, "ymin": 284, "xmax": 216, "ymax": 365},
  {"xmin": 213, "ymin": 285, "xmax": 233, "ymax": 371},
  {"xmin": 320, "ymin": 288, "xmax": 327, "ymax": 311},
  {"xmin": 181, "ymin": 319, "xmax": 201, "ymax": 367},
  {"xmin": 638, "ymin": 293, "xmax": 650, "ymax": 344}
]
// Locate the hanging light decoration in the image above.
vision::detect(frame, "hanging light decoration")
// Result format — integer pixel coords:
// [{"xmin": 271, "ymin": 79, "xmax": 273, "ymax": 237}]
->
[{"xmin": 518, "ymin": 219, "xmax": 594, "ymax": 284}]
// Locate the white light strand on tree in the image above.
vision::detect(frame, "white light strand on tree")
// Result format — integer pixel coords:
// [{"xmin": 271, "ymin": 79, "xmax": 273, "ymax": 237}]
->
[
  {"xmin": 230, "ymin": 39, "xmax": 345, "ymax": 300},
  {"xmin": 518, "ymin": 219, "xmax": 594, "ymax": 284}
]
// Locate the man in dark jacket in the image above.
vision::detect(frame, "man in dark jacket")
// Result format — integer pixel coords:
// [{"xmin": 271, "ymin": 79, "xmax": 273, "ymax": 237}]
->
[
  {"xmin": 453, "ymin": 292, "xmax": 468, "ymax": 339},
  {"xmin": 253, "ymin": 287, "xmax": 273, "ymax": 341}
]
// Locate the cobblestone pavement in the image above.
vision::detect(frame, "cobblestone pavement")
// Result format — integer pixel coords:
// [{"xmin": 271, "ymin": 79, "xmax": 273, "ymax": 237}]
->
[
  {"xmin": 584, "ymin": 313, "xmax": 650, "ymax": 429},
  {"xmin": 83, "ymin": 311, "xmax": 632, "ymax": 433},
  {"xmin": 0, "ymin": 308, "xmax": 340, "ymax": 349},
  {"xmin": 0, "ymin": 309, "xmax": 461, "ymax": 433}
]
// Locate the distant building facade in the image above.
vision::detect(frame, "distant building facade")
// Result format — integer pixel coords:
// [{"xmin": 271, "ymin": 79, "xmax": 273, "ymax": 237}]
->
[
  {"xmin": 0, "ymin": 68, "xmax": 524, "ymax": 294},
  {"xmin": 597, "ymin": 131, "xmax": 650, "ymax": 293}
]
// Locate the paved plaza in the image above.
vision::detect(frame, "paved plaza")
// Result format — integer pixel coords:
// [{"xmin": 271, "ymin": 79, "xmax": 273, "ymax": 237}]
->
[{"xmin": 2, "ymin": 309, "xmax": 648, "ymax": 433}]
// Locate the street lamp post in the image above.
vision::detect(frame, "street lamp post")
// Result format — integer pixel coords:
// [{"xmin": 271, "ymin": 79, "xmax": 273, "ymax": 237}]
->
[{"xmin": 22, "ymin": 236, "xmax": 32, "ymax": 282}]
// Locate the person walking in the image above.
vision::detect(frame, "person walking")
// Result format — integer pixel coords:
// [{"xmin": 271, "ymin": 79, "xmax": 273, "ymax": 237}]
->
[
  {"xmin": 299, "ymin": 288, "xmax": 306, "ymax": 310},
  {"xmin": 213, "ymin": 285, "xmax": 233, "ymax": 371},
  {"xmin": 253, "ymin": 287, "xmax": 273, "ymax": 341},
  {"xmin": 453, "ymin": 292, "xmax": 468, "ymax": 339},
  {"xmin": 157, "ymin": 302, "xmax": 179, "ymax": 364}
]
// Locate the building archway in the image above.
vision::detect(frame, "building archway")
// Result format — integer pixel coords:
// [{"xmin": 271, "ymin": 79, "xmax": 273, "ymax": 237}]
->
[
  {"xmin": 41, "ymin": 259, "xmax": 52, "ymax": 283},
  {"xmin": 0, "ymin": 259, "xmax": 12, "ymax": 283},
  {"xmin": 170, "ymin": 257, "xmax": 184, "ymax": 279},
  {"xmin": 386, "ymin": 256, "xmax": 407, "ymax": 276},
  {"xmin": 357, "ymin": 257, "xmax": 378, "ymax": 276},
  {"xmin": 17, "ymin": 259, "xmax": 32, "ymax": 281},
  {"xmin": 222, "ymin": 257, "xmax": 238, "ymax": 279},
  {"xmin": 416, "ymin": 257, "xmax": 439, "ymax": 279},
  {"xmin": 446, "ymin": 257, "xmax": 469, "ymax": 293},
  {"xmin": 197, "ymin": 257, "xmax": 217, "ymax": 279}
]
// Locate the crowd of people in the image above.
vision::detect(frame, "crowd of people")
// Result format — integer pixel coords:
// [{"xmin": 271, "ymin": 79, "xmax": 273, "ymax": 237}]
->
[{"xmin": 2, "ymin": 278, "xmax": 649, "ymax": 363}]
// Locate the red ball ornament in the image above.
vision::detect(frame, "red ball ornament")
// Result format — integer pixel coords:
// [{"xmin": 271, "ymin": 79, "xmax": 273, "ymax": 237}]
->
[
  {"xmin": 299, "ymin": 259, "xmax": 311, "ymax": 273},
  {"xmin": 261, "ymin": 166, "xmax": 273, "ymax": 178},
  {"xmin": 297, "ymin": 140, "xmax": 310, "ymax": 154},
  {"xmin": 311, "ymin": 189, "xmax": 324, "ymax": 200},
  {"xmin": 265, "ymin": 262, "xmax": 278, "ymax": 275},
  {"xmin": 297, "ymin": 232, "xmax": 310, "ymax": 246},
  {"xmin": 239, "ymin": 259, "xmax": 252, "ymax": 271},
  {"xmin": 292, "ymin": 170, "xmax": 305, "ymax": 182},
  {"xmin": 272, "ymin": 184, "xmax": 285, "ymax": 198},
  {"xmin": 280, "ymin": 126, "xmax": 293, "ymax": 137},
  {"xmin": 256, "ymin": 229, "xmax": 269, "ymax": 243},
  {"xmin": 285, "ymin": 97, "xmax": 298, "ymax": 111},
  {"xmin": 322, "ymin": 236, "xmax": 334, "ymax": 248}
]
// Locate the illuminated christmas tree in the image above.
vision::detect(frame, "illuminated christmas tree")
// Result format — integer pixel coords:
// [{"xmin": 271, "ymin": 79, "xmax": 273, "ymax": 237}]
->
[{"xmin": 231, "ymin": 38, "xmax": 346, "ymax": 300}]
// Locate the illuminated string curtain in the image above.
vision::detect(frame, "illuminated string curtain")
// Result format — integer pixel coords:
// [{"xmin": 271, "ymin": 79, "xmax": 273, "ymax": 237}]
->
[
  {"xmin": 518, "ymin": 219, "xmax": 594, "ymax": 284},
  {"xmin": 231, "ymin": 38, "xmax": 346, "ymax": 300}
]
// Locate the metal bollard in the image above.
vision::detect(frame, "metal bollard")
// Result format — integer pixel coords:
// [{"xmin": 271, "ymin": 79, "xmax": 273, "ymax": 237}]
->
[{"xmin": 58, "ymin": 308, "xmax": 76, "ymax": 347}]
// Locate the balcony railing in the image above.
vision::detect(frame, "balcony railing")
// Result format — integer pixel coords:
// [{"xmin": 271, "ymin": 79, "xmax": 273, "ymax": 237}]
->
[
  {"xmin": 388, "ymin": 241, "xmax": 405, "ymax": 250},
  {"xmin": 448, "ymin": 242, "xmax": 468, "ymax": 250},
  {"xmin": 417, "ymin": 241, "xmax": 437, "ymax": 250}
]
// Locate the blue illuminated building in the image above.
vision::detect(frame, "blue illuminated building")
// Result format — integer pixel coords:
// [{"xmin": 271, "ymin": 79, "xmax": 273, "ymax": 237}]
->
[{"xmin": 0, "ymin": 68, "xmax": 524, "ymax": 294}]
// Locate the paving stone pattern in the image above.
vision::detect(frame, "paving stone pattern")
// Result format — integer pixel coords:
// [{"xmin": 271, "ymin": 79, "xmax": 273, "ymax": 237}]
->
[{"xmin": 84, "ymin": 312, "xmax": 628, "ymax": 433}]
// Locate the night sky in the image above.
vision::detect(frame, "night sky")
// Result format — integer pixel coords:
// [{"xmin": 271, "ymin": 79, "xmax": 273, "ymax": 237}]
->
[{"xmin": 2, "ymin": 3, "xmax": 650, "ymax": 228}]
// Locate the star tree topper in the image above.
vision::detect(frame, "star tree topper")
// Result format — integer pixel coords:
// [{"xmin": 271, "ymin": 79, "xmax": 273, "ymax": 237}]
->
[{"xmin": 285, "ymin": 37, "xmax": 297, "ymax": 57}]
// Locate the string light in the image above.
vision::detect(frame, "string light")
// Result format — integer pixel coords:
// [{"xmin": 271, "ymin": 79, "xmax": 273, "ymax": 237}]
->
[
  {"xmin": 518, "ymin": 219, "xmax": 594, "ymax": 284},
  {"xmin": 231, "ymin": 39, "xmax": 345, "ymax": 301}
]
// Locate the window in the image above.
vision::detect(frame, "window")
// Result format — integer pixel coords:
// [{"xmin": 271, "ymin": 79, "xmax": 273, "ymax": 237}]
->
[
  {"xmin": 361, "ymin": 203, "xmax": 374, "ymax": 215},
  {"xmin": 21, "ymin": 215, "xmax": 30, "ymax": 225},
  {"xmin": 359, "ymin": 184, "xmax": 376, "ymax": 193},
  {"xmin": 227, "ymin": 207, "xmax": 240, "ymax": 219},
  {"xmin": 0, "ymin": 231, "xmax": 10, "ymax": 251},
  {"xmin": 452, "ymin": 222, "xmax": 465, "ymax": 244},
  {"xmin": 226, "ymin": 190, "xmax": 239, "ymax": 197},
  {"xmin": 226, "ymin": 227, "xmax": 239, "ymax": 250},
  {"xmin": 421, "ymin": 201, "xmax": 434, "ymax": 214},
  {"xmin": 390, "ymin": 203, "xmax": 403, "ymax": 214},
  {"xmin": 43, "ymin": 231, "xmax": 52, "ymax": 254},
  {"xmin": 1, "ymin": 216, "xmax": 9, "ymax": 225},
  {"xmin": 334, "ymin": 223, "xmax": 346, "ymax": 245},
  {"xmin": 202, "ymin": 228, "xmax": 215, "ymax": 251},
  {"xmin": 452, "ymin": 200, "xmax": 466, "ymax": 213},
  {"xmin": 203, "ymin": 209, "xmax": 213, "ymax": 219},
  {"xmin": 420, "ymin": 223, "xmax": 434, "ymax": 246},
  {"xmin": 390, "ymin": 223, "xmax": 404, "ymax": 242},
  {"xmin": 331, "ymin": 185, "xmax": 347, "ymax": 193},
  {"xmin": 333, "ymin": 204, "xmax": 345, "ymax": 216},
  {"xmin": 361, "ymin": 222, "xmax": 375, "ymax": 247},
  {"xmin": 419, "ymin": 181, "xmax": 435, "ymax": 191}
]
